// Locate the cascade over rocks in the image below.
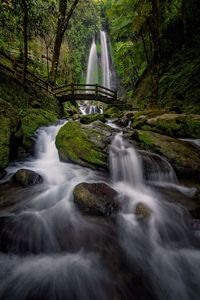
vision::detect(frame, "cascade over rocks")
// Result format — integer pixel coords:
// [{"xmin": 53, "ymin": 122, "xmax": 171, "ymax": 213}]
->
[
  {"xmin": 13, "ymin": 169, "xmax": 43, "ymax": 187},
  {"xmin": 73, "ymin": 182, "xmax": 119, "ymax": 217}
]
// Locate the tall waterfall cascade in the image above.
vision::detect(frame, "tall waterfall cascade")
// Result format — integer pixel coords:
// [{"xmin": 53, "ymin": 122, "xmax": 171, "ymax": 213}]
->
[
  {"xmin": 82, "ymin": 31, "xmax": 112, "ymax": 115},
  {"xmin": 100, "ymin": 30, "xmax": 111, "ymax": 89},
  {"xmin": 86, "ymin": 39, "xmax": 98, "ymax": 86}
]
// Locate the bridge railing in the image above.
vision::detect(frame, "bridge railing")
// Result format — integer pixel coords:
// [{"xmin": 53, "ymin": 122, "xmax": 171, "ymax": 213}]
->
[
  {"xmin": 0, "ymin": 50, "xmax": 54, "ymax": 93},
  {"xmin": 54, "ymin": 83, "xmax": 117, "ymax": 100}
]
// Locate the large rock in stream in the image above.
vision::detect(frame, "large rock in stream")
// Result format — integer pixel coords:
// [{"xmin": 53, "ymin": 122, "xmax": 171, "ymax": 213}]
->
[
  {"xmin": 13, "ymin": 169, "xmax": 43, "ymax": 187},
  {"xmin": 73, "ymin": 182, "xmax": 119, "ymax": 217},
  {"xmin": 56, "ymin": 120, "xmax": 117, "ymax": 170}
]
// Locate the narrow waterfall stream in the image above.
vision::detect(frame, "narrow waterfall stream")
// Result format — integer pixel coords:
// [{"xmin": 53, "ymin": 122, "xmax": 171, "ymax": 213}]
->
[{"xmin": 0, "ymin": 122, "xmax": 200, "ymax": 299}]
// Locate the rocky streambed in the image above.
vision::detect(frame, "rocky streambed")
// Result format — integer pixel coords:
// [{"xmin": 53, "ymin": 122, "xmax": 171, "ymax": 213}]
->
[{"xmin": 0, "ymin": 107, "xmax": 200, "ymax": 300}]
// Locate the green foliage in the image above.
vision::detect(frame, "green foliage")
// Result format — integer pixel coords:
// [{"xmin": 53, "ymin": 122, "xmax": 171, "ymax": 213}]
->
[{"xmin": 0, "ymin": 117, "xmax": 10, "ymax": 169}]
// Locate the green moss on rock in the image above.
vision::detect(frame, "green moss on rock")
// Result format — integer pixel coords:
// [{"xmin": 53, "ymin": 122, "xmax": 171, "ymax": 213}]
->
[
  {"xmin": 135, "ymin": 130, "xmax": 200, "ymax": 181},
  {"xmin": 104, "ymin": 106, "xmax": 122, "ymax": 119},
  {"xmin": 63, "ymin": 101, "xmax": 78, "ymax": 118},
  {"xmin": 55, "ymin": 121, "xmax": 108, "ymax": 169},
  {"xmin": 80, "ymin": 114, "xmax": 106, "ymax": 124},
  {"xmin": 21, "ymin": 109, "xmax": 57, "ymax": 150}
]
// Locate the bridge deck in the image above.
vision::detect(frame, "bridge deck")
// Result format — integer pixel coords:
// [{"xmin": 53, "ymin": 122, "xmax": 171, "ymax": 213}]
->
[{"xmin": 54, "ymin": 83, "xmax": 117, "ymax": 104}]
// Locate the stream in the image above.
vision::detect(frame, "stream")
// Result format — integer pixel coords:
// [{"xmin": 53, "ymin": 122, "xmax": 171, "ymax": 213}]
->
[{"xmin": 0, "ymin": 118, "xmax": 200, "ymax": 299}]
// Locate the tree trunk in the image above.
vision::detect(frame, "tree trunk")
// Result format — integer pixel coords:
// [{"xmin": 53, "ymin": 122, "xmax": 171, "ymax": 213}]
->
[
  {"xmin": 141, "ymin": 31, "xmax": 149, "ymax": 65},
  {"xmin": 22, "ymin": 0, "xmax": 28, "ymax": 86},
  {"xmin": 50, "ymin": 0, "xmax": 67, "ymax": 83},
  {"xmin": 50, "ymin": 0, "xmax": 79, "ymax": 84}
]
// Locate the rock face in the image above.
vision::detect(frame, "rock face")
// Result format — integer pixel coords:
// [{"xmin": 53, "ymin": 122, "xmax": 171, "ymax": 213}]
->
[
  {"xmin": 13, "ymin": 169, "xmax": 43, "ymax": 187},
  {"xmin": 135, "ymin": 202, "xmax": 152, "ymax": 219},
  {"xmin": 56, "ymin": 120, "xmax": 117, "ymax": 170},
  {"xmin": 73, "ymin": 182, "xmax": 119, "ymax": 216},
  {"xmin": 134, "ymin": 130, "xmax": 200, "ymax": 181}
]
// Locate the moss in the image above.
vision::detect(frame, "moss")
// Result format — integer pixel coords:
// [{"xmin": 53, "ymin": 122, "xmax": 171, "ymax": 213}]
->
[
  {"xmin": 132, "ymin": 111, "xmax": 200, "ymax": 138},
  {"xmin": 104, "ymin": 106, "xmax": 123, "ymax": 119},
  {"xmin": 56, "ymin": 121, "xmax": 107, "ymax": 169},
  {"xmin": 63, "ymin": 101, "xmax": 78, "ymax": 118},
  {"xmin": 21, "ymin": 109, "xmax": 57, "ymax": 150},
  {"xmin": 0, "ymin": 117, "xmax": 10, "ymax": 169},
  {"xmin": 80, "ymin": 114, "xmax": 106, "ymax": 124},
  {"xmin": 0, "ymin": 71, "xmax": 60, "ymax": 115},
  {"xmin": 136, "ymin": 130, "xmax": 200, "ymax": 177}
]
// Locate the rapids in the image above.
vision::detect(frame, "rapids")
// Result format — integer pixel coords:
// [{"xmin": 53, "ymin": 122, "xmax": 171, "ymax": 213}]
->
[{"xmin": 0, "ymin": 122, "xmax": 200, "ymax": 299}]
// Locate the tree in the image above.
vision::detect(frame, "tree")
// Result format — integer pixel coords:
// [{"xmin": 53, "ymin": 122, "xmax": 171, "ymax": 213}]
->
[{"xmin": 50, "ymin": 0, "xmax": 80, "ymax": 83}]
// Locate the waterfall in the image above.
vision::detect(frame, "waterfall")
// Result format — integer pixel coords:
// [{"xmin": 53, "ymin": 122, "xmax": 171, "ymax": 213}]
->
[
  {"xmin": 109, "ymin": 133, "xmax": 143, "ymax": 187},
  {"xmin": 86, "ymin": 39, "xmax": 98, "ymax": 86},
  {"xmin": 100, "ymin": 30, "xmax": 111, "ymax": 89}
]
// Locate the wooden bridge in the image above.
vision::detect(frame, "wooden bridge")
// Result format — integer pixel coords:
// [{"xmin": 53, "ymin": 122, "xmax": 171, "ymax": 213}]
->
[
  {"xmin": 54, "ymin": 83, "xmax": 117, "ymax": 104},
  {"xmin": 0, "ymin": 50, "xmax": 117, "ymax": 104}
]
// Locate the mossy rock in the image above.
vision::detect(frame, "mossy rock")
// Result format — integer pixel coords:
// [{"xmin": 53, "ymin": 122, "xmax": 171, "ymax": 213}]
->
[
  {"xmin": 55, "ymin": 121, "xmax": 114, "ymax": 170},
  {"xmin": 21, "ymin": 109, "xmax": 57, "ymax": 151},
  {"xmin": 135, "ymin": 130, "xmax": 200, "ymax": 181},
  {"xmin": 104, "ymin": 106, "xmax": 123, "ymax": 119},
  {"xmin": 63, "ymin": 101, "xmax": 78, "ymax": 118},
  {"xmin": 132, "ymin": 111, "xmax": 200, "ymax": 139},
  {"xmin": 131, "ymin": 109, "xmax": 167, "ymax": 130},
  {"xmin": 80, "ymin": 114, "xmax": 106, "ymax": 124}
]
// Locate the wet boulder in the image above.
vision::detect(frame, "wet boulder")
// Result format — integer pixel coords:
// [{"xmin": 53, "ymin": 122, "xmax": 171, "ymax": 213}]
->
[
  {"xmin": 13, "ymin": 169, "xmax": 43, "ymax": 187},
  {"xmin": 73, "ymin": 182, "xmax": 119, "ymax": 217},
  {"xmin": 135, "ymin": 202, "xmax": 152, "ymax": 219}
]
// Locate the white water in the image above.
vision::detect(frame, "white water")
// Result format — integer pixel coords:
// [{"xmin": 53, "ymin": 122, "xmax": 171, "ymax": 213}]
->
[
  {"xmin": 100, "ymin": 30, "xmax": 111, "ymax": 89},
  {"xmin": 110, "ymin": 133, "xmax": 200, "ymax": 300},
  {"xmin": 86, "ymin": 39, "xmax": 98, "ymax": 86},
  {"xmin": 0, "ymin": 125, "xmax": 200, "ymax": 299}
]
